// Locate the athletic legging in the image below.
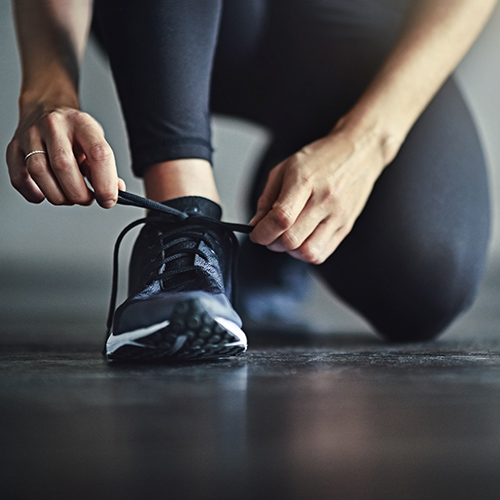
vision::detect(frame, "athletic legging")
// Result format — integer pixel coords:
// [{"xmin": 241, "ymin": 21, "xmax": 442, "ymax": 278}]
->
[{"xmin": 92, "ymin": 0, "xmax": 491, "ymax": 341}]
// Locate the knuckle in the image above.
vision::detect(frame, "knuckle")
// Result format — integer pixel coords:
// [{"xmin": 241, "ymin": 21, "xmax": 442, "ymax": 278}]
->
[
  {"xmin": 53, "ymin": 198, "xmax": 70, "ymax": 207},
  {"xmin": 279, "ymin": 231, "xmax": 300, "ymax": 251},
  {"xmin": 319, "ymin": 185, "xmax": 338, "ymax": 205},
  {"xmin": 42, "ymin": 110, "xmax": 64, "ymax": 131},
  {"xmin": 50, "ymin": 150, "xmax": 75, "ymax": 173},
  {"xmin": 87, "ymin": 142, "xmax": 113, "ymax": 163},
  {"xmin": 74, "ymin": 110, "xmax": 93, "ymax": 123},
  {"xmin": 312, "ymin": 254, "xmax": 327, "ymax": 265},
  {"xmin": 63, "ymin": 185, "xmax": 88, "ymax": 203},
  {"xmin": 295, "ymin": 169, "xmax": 312, "ymax": 185},
  {"xmin": 272, "ymin": 204, "xmax": 295, "ymax": 230},
  {"xmin": 26, "ymin": 158, "xmax": 46, "ymax": 178},
  {"xmin": 46, "ymin": 193, "xmax": 68, "ymax": 206},
  {"xmin": 77, "ymin": 112, "xmax": 106, "ymax": 134},
  {"xmin": 70, "ymin": 192, "xmax": 92, "ymax": 205},
  {"xmin": 298, "ymin": 243, "xmax": 324, "ymax": 265}
]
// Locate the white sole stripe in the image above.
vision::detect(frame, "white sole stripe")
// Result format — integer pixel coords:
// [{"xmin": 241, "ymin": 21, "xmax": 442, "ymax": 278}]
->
[
  {"xmin": 106, "ymin": 319, "xmax": 170, "ymax": 354},
  {"xmin": 106, "ymin": 317, "xmax": 247, "ymax": 356},
  {"xmin": 215, "ymin": 317, "xmax": 247, "ymax": 347}
]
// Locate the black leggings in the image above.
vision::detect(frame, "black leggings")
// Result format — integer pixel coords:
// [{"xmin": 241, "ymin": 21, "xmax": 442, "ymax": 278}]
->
[{"xmin": 93, "ymin": 0, "xmax": 491, "ymax": 341}]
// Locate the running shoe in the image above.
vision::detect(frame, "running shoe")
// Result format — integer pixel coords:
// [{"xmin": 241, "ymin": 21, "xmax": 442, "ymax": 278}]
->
[{"xmin": 105, "ymin": 191, "xmax": 250, "ymax": 361}]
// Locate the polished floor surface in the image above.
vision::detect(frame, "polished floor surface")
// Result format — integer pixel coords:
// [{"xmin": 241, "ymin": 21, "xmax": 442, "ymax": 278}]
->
[{"xmin": 1, "ymin": 263, "xmax": 500, "ymax": 500}]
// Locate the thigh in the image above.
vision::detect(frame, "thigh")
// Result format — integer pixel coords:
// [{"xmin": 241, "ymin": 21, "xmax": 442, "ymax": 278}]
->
[
  {"xmin": 216, "ymin": 0, "xmax": 412, "ymax": 207},
  {"xmin": 315, "ymin": 78, "xmax": 491, "ymax": 341},
  {"xmin": 213, "ymin": 0, "xmax": 406, "ymax": 132}
]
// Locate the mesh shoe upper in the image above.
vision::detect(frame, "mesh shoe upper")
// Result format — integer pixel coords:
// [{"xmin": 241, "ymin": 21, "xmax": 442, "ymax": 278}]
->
[{"xmin": 109, "ymin": 195, "xmax": 242, "ymax": 336}]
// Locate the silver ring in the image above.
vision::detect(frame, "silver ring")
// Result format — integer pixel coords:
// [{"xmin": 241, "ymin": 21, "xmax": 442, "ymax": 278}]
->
[{"xmin": 24, "ymin": 150, "xmax": 47, "ymax": 162}]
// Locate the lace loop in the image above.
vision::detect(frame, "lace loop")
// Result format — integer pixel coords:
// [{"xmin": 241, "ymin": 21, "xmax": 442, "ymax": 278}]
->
[
  {"xmin": 117, "ymin": 190, "xmax": 253, "ymax": 234},
  {"xmin": 117, "ymin": 190, "xmax": 189, "ymax": 219}
]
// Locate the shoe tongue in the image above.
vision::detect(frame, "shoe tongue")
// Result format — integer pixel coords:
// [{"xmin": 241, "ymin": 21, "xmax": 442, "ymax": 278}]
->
[
  {"xmin": 149, "ymin": 196, "xmax": 223, "ymax": 291},
  {"xmin": 160, "ymin": 196, "xmax": 222, "ymax": 220}
]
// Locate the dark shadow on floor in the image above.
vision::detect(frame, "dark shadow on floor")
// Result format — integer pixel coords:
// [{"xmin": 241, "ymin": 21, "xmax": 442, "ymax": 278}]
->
[{"xmin": 1, "ymin": 262, "xmax": 500, "ymax": 499}]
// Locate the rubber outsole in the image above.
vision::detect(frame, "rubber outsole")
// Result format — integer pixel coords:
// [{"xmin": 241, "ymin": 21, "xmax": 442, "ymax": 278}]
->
[{"xmin": 106, "ymin": 298, "xmax": 247, "ymax": 362}]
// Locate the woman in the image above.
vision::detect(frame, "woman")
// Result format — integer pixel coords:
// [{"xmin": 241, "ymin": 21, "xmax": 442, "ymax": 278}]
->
[{"xmin": 7, "ymin": 0, "xmax": 497, "ymax": 360}]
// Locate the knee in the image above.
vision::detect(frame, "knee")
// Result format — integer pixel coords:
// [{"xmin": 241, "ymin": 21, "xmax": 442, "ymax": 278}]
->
[
  {"xmin": 372, "ymin": 294, "xmax": 472, "ymax": 343},
  {"xmin": 369, "ymin": 247, "xmax": 484, "ymax": 343}
]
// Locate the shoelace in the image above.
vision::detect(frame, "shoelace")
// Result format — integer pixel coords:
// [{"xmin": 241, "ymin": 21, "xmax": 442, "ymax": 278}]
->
[{"xmin": 106, "ymin": 190, "xmax": 253, "ymax": 333}]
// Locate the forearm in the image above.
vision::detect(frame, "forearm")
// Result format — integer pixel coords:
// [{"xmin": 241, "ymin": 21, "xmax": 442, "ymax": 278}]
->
[
  {"xmin": 337, "ymin": 0, "xmax": 498, "ymax": 164},
  {"xmin": 12, "ymin": 0, "xmax": 94, "ymax": 112}
]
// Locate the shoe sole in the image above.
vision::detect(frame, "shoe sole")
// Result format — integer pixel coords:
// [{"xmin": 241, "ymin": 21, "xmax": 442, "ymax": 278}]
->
[{"xmin": 105, "ymin": 298, "xmax": 247, "ymax": 362}]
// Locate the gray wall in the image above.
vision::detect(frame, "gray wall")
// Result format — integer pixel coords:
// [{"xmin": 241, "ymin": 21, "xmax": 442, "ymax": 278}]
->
[{"xmin": 1, "ymin": 1, "xmax": 499, "ymax": 275}]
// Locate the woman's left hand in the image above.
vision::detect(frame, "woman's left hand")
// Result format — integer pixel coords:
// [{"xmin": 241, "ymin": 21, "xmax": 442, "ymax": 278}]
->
[{"xmin": 249, "ymin": 123, "xmax": 390, "ymax": 264}]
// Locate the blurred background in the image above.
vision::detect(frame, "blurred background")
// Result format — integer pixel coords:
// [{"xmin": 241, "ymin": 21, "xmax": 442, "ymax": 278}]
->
[{"xmin": 0, "ymin": 2, "xmax": 499, "ymax": 337}]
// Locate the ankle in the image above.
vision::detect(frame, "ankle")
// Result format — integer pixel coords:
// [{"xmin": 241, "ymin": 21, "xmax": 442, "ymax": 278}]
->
[{"xmin": 143, "ymin": 159, "xmax": 221, "ymax": 204}]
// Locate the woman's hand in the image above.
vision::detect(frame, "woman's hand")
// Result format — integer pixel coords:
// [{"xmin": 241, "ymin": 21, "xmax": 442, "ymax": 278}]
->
[
  {"xmin": 250, "ymin": 121, "xmax": 391, "ymax": 264},
  {"xmin": 8, "ymin": 0, "xmax": 124, "ymax": 208},
  {"xmin": 6, "ymin": 105, "xmax": 124, "ymax": 208},
  {"xmin": 251, "ymin": 0, "xmax": 498, "ymax": 264}
]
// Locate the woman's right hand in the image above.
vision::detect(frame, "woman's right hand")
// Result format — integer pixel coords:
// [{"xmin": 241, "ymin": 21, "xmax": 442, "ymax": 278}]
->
[{"xmin": 6, "ymin": 104, "xmax": 124, "ymax": 208}]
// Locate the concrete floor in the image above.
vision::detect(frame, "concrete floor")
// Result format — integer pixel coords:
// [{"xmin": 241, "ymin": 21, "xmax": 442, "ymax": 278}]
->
[{"xmin": 1, "ymin": 263, "xmax": 500, "ymax": 500}]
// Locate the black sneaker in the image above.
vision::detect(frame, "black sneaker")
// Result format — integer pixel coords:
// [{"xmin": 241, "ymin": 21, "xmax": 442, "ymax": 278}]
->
[{"xmin": 105, "ymin": 191, "xmax": 250, "ymax": 361}]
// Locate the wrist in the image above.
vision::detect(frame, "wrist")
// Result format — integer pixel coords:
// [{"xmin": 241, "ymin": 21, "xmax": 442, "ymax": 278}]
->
[
  {"xmin": 19, "ymin": 87, "xmax": 80, "ymax": 118},
  {"xmin": 332, "ymin": 103, "xmax": 406, "ymax": 168},
  {"xmin": 19, "ymin": 70, "xmax": 80, "ymax": 116}
]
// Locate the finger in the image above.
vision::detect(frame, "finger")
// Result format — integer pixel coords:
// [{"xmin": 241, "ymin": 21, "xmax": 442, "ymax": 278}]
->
[
  {"xmin": 74, "ymin": 116, "xmax": 118, "ymax": 208},
  {"xmin": 249, "ymin": 166, "xmax": 284, "ymax": 226},
  {"xmin": 6, "ymin": 140, "xmax": 45, "ymax": 203},
  {"xmin": 250, "ymin": 166, "xmax": 311, "ymax": 246},
  {"xmin": 288, "ymin": 219, "xmax": 349, "ymax": 265},
  {"xmin": 44, "ymin": 132, "xmax": 94, "ymax": 206},
  {"xmin": 79, "ymin": 157, "xmax": 125, "ymax": 204},
  {"xmin": 266, "ymin": 195, "xmax": 329, "ymax": 253},
  {"xmin": 22, "ymin": 142, "xmax": 73, "ymax": 205}
]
